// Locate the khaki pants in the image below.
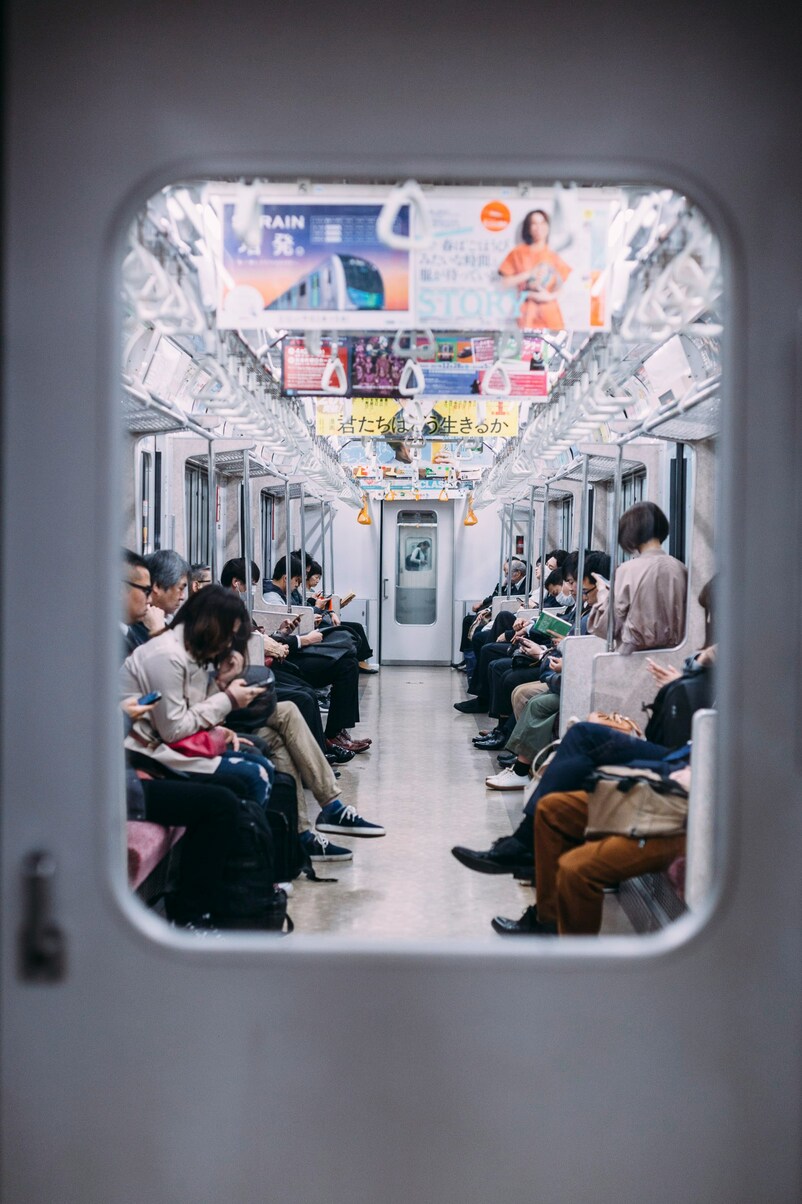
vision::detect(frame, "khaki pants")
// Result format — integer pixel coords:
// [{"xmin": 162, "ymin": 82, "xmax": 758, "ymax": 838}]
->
[
  {"xmin": 534, "ymin": 790, "xmax": 686, "ymax": 935},
  {"xmin": 511, "ymin": 679, "xmax": 548, "ymax": 719},
  {"xmin": 259, "ymin": 701, "xmax": 339, "ymax": 830}
]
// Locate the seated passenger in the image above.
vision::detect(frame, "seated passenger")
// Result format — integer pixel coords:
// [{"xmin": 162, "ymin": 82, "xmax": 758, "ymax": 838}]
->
[
  {"xmin": 121, "ymin": 548, "xmax": 153, "ymax": 656},
  {"xmin": 220, "ymin": 557, "xmax": 354, "ymax": 766},
  {"xmin": 586, "ymin": 501, "xmax": 687, "ymax": 654},
  {"xmin": 455, "ymin": 558, "xmax": 527, "ymax": 668},
  {"xmin": 121, "ymin": 584, "xmax": 279, "ymax": 805},
  {"xmin": 295, "ymin": 552, "xmax": 378, "ymax": 673},
  {"xmin": 141, "ymin": 549, "xmax": 190, "ymax": 634},
  {"xmin": 263, "ymin": 555, "xmax": 371, "ymax": 756},
  {"xmin": 188, "ymin": 563, "xmax": 212, "ymax": 593},
  {"xmin": 491, "ymin": 766, "xmax": 691, "ymax": 936}
]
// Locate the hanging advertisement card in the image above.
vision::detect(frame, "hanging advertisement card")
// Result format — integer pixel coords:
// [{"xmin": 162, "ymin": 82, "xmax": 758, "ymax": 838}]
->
[
  {"xmin": 316, "ymin": 396, "xmax": 402, "ymax": 438},
  {"xmin": 429, "ymin": 398, "xmax": 519, "ymax": 437},
  {"xmin": 217, "ymin": 199, "xmax": 413, "ymax": 330},
  {"xmin": 414, "ymin": 190, "xmax": 620, "ymax": 332},
  {"xmin": 282, "ymin": 337, "xmax": 350, "ymax": 395}
]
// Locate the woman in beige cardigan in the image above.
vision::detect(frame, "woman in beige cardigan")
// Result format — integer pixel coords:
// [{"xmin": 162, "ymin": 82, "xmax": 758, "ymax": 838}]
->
[{"xmin": 587, "ymin": 502, "xmax": 687, "ymax": 655}]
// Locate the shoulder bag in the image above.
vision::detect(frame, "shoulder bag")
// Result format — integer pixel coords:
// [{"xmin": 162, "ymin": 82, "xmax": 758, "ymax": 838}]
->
[{"xmin": 583, "ymin": 764, "xmax": 689, "ymax": 839}]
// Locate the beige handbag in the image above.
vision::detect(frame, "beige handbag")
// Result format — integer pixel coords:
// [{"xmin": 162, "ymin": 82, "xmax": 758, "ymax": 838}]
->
[{"xmin": 584, "ymin": 765, "xmax": 689, "ymax": 839}]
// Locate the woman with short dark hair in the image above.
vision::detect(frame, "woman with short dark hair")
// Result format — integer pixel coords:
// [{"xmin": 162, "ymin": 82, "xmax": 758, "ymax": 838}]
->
[{"xmin": 586, "ymin": 502, "xmax": 687, "ymax": 654}]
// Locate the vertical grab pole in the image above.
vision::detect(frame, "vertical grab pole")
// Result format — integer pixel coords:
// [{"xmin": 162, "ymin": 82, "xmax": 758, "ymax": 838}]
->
[
  {"xmin": 284, "ymin": 478, "xmax": 292, "ymax": 613},
  {"xmin": 607, "ymin": 444, "xmax": 624, "ymax": 651},
  {"xmin": 526, "ymin": 485, "xmax": 535, "ymax": 598},
  {"xmin": 497, "ymin": 503, "xmax": 506, "ymax": 600},
  {"xmin": 299, "ymin": 484, "xmax": 307, "ymax": 604},
  {"xmin": 242, "ymin": 449, "xmax": 253, "ymax": 616},
  {"xmin": 207, "ymin": 441, "xmax": 217, "ymax": 583},
  {"xmin": 319, "ymin": 499, "xmax": 327, "ymax": 594},
  {"xmin": 506, "ymin": 503, "xmax": 515, "ymax": 598},
  {"xmin": 328, "ymin": 503, "xmax": 336, "ymax": 595},
  {"xmin": 539, "ymin": 484, "xmax": 549, "ymax": 611},
  {"xmin": 574, "ymin": 456, "xmax": 590, "ymax": 636}
]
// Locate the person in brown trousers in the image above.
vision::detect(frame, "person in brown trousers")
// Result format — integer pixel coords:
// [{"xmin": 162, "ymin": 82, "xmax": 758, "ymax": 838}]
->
[{"xmin": 491, "ymin": 781, "xmax": 688, "ymax": 936}]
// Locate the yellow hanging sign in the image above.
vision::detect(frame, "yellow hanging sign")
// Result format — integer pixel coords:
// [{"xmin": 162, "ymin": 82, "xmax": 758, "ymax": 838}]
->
[{"xmin": 316, "ymin": 397, "xmax": 402, "ymax": 437}]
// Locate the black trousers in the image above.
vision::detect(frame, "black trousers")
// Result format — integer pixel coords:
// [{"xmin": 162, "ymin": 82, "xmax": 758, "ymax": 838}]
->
[
  {"xmin": 339, "ymin": 620, "xmax": 372, "ymax": 661},
  {"xmin": 290, "ymin": 651, "xmax": 361, "ymax": 735},
  {"xmin": 467, "ymin": 641, "xmax": 514, "ymax": 698},
  {"xmin": 488, "ymin": 660, "xmax": 544, "ymax": 718},
  {"xmin": 271, "ymin": 667, "xmax": 327, "ymax": 752},
  {"xmin": 142, "ymin": 780, "xmax": 240, "ymax": 922}
]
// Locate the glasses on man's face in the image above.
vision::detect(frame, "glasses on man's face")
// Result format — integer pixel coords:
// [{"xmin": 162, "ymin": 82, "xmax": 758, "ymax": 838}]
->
[
  {"xmin": 125, "ymin": 580, "xmax": 152, "ymax": 597},
  {"xmin": 582, "ymin": 585, "xmax": 596, "ymax": 596}
]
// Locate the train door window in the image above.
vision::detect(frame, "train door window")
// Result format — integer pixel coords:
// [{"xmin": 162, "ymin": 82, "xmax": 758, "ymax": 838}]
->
[
  {"xmin": 620, "ymin": 468, "xmax": 647, "ymax": 561},
  {"xmin": 395, "ymin": 510, "xmax": 437, "ymax": 625},
  {"xmin": 669, "ymin": 444, "xmax": 688, "ymax": 563},
  {"xmin": 559, "ymin": 496, "xmax": 573, "ymax": 550},
  {"xmin": 184, "ymin": 463, "xmax": 209, "ymax": 565},
  {"xmin": 139, "ymin": 449, "xmax": 152, "ymax": 554},
  {"xmin": 152, "ymin": 449, "xmax": 162, "ymax": 551},
  {"xmin": 261, "ymin": 491, "xmax": 275, "ymax": 580}
]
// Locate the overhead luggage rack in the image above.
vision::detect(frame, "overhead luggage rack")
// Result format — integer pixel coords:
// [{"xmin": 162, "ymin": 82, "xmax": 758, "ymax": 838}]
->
[
  {"xmin": 185, "ymin": 451, "xmax": 277, "ymax": 479},
  {"xmin": 644, "ymin": 395, "xmax": 721, "ymax": 443},
  {"xmin": 556, "ymin": 454, "xmax": 645, "ymax": 484},
  {"xmin": 121, "ymin": 392, "xmax": 190, "ymax": 435}
]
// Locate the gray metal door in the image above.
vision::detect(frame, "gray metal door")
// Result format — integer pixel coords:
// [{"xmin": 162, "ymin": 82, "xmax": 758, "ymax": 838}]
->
[
  {"xmin": 380, "ymin": 501, "xmax": 454, "ymax": 663},
  {"xmin": 3, "ymin": 4, "xmax": 801, "ymax": 1202}
]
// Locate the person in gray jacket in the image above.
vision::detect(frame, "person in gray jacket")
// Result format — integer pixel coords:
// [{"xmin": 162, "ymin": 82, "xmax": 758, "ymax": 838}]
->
[{"xmin": 586, "ymin": 501, "xmax": 687, "ymax": 655}]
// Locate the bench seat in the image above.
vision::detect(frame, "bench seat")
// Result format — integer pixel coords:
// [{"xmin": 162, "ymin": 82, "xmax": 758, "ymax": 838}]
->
[{"xmin": 127, "ymin": 821, "xmax": 185, "ymax": 890}]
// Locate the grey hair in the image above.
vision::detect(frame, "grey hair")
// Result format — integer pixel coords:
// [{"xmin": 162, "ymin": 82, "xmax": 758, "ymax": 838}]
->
[
  {"xmin": 509, "ymin": 558, "xmax": 527, "ymax": 576},
  {"xmin": 145, "ymin": 549, "xmax": 190, "ymax": 589}
]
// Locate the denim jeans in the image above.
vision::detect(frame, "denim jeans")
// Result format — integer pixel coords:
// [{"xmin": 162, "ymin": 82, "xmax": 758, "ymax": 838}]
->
[
  {"xmin": 524, "ymin": 722, "xmax": 671, "ymax": 817},
  {"xmin": 207, "ymin": 747, "xmax": 275, "ymax": 807}
]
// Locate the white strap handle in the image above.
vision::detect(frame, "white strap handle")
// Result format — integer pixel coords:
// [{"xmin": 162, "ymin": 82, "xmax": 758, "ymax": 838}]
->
[
  {"xmin": 376, "ymin": 179, "xmax": 433, "ymax": 251},
  {"xmin": 321, "ymin": 354, "xmax": 348, "ymax": 395},
  {"xmin": 398, "ymin": 358, "xmax": 426, "ymax": 396},
  {"xmin": 392, "ymin": 327, "xmax": 437, "ymax": 359},
  {"xmin": 304, "ymin": 330, "xmax": 323, "ymax": 357},
  {"xmin": 481, "ymin": 360, "xmax": 512, "ymax": 397}
]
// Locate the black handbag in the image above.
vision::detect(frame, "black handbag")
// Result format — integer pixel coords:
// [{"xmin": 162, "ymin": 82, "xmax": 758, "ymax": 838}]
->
[{"xmin": 226, "ymin": 666, "xmax": 277, "ymax": 733}]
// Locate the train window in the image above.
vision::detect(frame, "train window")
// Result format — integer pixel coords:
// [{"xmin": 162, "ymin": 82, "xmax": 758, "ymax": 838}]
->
[
  {"xmin": 395, "ymin": 510, "xmax": 437, "ymax": 624},
  {"xmin": 184, "ymin": 464, "xmax": 209, "ymax": 564},
  {"xmin": 118, "ymin": 175, "xmax": 722, "ymax": 947}
]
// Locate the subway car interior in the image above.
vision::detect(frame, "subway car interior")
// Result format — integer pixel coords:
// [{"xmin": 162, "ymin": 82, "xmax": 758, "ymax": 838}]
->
[
  {"xmin": 120, "ymin": 177, "xmax": 721, "ymax": 940},
  {"xmin": 5, "ymin": 4, "xmax": 801, "ymax": 1202}
]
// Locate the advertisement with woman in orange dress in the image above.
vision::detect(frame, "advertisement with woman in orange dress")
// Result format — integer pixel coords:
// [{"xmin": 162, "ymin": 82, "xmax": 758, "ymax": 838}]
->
[{"xmin": 497, "ymin": 209, "xmax": 571, "ymax": 330}]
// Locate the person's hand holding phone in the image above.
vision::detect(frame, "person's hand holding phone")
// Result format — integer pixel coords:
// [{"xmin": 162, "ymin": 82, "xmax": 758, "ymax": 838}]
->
[{"xmin": 225, "ymin": 678, "xmax": 268, "ymax": 709}]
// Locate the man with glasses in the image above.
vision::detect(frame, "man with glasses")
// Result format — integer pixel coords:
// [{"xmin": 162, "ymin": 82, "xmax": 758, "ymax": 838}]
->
[{"xmin": 121, "ymin": 549, "xmax": 153, "ymax": 656}]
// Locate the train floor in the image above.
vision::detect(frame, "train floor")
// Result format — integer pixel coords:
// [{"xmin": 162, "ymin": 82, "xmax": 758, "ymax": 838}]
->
[{"xmin": 289, "ymin": 665, "xmax": 635, "ymax": 940}]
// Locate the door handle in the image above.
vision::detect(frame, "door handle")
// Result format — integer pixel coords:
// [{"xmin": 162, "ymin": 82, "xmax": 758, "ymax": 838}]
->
[{"xmin": 383, "ymin": 578, "xmax": 389, "ymax": 600}]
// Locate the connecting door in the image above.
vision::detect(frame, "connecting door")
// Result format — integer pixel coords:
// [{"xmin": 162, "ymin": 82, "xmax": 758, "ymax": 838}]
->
[{"xmin": 380, "ymin": 501, "xmax": 453, "ymax": 663}]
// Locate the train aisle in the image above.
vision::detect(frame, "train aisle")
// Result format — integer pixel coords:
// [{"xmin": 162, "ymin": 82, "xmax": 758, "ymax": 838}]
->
[{"xmin": 288, "ymin": 666, "xmax": 529, "ymax": 940}]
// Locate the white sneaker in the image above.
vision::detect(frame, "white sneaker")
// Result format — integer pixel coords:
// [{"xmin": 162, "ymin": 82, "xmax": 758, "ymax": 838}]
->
[
  {"xmin": 485, "ymin": 765, "xmax": 529, "ymax": 790},
  {"xmin": 276, "ymin": 882, "xmax": 294, "ymax": 897}
]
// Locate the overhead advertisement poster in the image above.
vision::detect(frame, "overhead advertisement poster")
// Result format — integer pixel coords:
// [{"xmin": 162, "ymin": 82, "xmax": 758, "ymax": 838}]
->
[
  {"xmin": 414, "ymin": 190, "xmax": 620, "ymax": 332},
  {"xmin": 282, "ymin": 337, "xmax": 350, "ymax": 395},
  {"xmin": 217, "ymin": 199, "xmax": 412, "ymax": 331}
]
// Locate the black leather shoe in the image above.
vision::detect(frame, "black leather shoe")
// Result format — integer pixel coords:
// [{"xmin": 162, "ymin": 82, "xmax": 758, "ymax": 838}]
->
[
  {"xmin": 491, "ymin": 905, "xmax": 557, "ymax": 936},
  {"xmin": 473, "ymin": 730, "xmax": 507, "ymax": 750},
  {"xmin": 454, "ymin": 697, "xmax": 489, "ymax": 713},
  {"xmin": 496, "ymin": 751, "xmax": 516, "ymax": 766},
  {"xmin": 451, "ymin": 836, "xmax": 531, "ymax": 877},
  {"xmin": 451, "ymin": 660, "xmax": 467, "ymax": 670},
  {"xmin": 325, "ymin": 744, "xmax": 355, "ymax": 764}
]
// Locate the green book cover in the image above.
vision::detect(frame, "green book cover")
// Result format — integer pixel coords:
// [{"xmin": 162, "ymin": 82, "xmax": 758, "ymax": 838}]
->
[{"xmin": 533, "ymin": 610, "xmax": 574, "ymax": 638}]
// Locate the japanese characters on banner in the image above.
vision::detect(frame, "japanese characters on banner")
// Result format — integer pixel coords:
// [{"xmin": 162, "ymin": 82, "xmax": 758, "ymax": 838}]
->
[
  {"xmin": 214, "ymin": 187, "xmax": 621, "ymax": 334},
  {"xmin": 218, "ymin": 200, "xmax": 412, "ymax": 331},
  {"xmin": 315, "ymin": 397, "xmax": 518, "ymax": 438},
  {"xmin": 415, "ymin": 193, "xmax": 617, "ymax": 331},
  {"xmin": 285, "ymin": 332, "xmax": 548, "ymax": 399}
]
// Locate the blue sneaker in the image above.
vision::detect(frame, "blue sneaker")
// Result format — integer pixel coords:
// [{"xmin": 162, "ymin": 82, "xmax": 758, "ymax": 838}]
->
[
  {"xmin": 316, "ymin": 802, "xmax": 386, "ymax": 837},
  {"xmin": 300, "ymin": 830, "xmax": 353, "ymax": 862}
]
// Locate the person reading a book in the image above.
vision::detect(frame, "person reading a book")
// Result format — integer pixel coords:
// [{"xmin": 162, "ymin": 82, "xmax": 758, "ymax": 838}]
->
[
  {"xmin": 296, "ymin": 554, "xmax": 378, "ymax": 674},
  {"xmin": 475, "ymin": 552, "xmax": 609, "ymax": 763}
]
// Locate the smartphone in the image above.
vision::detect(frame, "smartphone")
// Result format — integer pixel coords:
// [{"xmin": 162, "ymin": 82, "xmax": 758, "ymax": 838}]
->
[{"xmin": 137, "ymin": 690, "xmax": 161, "ymax": 706}]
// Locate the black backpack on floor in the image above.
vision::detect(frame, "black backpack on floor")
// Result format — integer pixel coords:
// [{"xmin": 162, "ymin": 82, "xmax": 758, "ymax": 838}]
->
[
  {"xmin": 644, "ymin": 663, "xmax": 714, "ymax": 749},
  {"xmin": 211, "ymin": 797, "xmax": 293, "ymax": 932},
  {"xmin": 266, "ymin": 770, "xmax": 310, "ymax": 882}
]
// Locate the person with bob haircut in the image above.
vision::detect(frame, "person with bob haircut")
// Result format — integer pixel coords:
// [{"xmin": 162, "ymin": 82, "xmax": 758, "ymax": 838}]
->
[
  {"xmin": 121, "ymin": 584, "xmax": 276, "ymax": 804},
  {"xmin": 586, "ymin": 500, "xmax": 687, "ymax": 655},
  {"xmin": 497, "ymin": 209, "xmax": 571, "ymax": 330}
]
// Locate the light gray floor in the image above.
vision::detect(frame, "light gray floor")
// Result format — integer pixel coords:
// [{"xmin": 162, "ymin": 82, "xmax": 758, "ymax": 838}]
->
[{"xmin": 289, "ymin": 665, "xmax": 633, "ymax": 940}]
